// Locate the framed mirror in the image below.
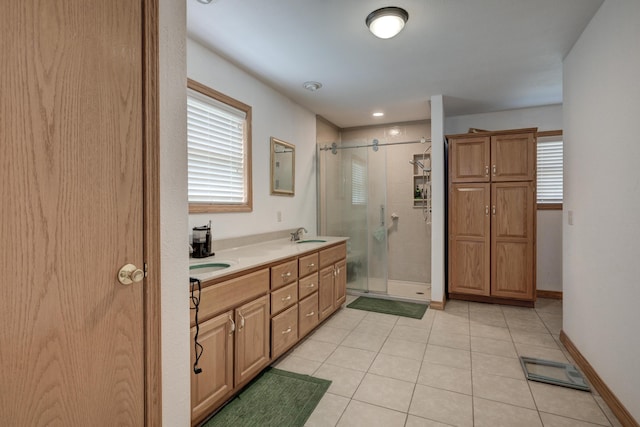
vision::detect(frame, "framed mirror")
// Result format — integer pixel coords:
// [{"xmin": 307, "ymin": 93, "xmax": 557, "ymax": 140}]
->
[{"xmin": 270, "ymin": 137, "xmax": 295, "ymax": 196}]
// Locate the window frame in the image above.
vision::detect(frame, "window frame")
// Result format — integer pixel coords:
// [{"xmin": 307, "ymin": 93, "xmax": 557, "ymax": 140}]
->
[
  {"xmin": 187, "ymin": 78, "xmax": 252, "ymax": 213},
  {"xmin": 536, "ymin": 130, "xmax": 563, "ymax": 211}
]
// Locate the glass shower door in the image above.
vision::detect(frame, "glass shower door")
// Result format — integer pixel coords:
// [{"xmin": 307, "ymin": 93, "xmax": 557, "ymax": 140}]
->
[{"xmin": 318, "ymin": 142, "xmax": 388, "ymax": 295}]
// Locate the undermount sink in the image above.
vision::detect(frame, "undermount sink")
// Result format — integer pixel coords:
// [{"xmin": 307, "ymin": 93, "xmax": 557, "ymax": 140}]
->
[
  {"xmin": 296, "ymin": 239, "xmax": 327, "ymax": 244},
  {"xmin": 189, "ymin": 262, "xmax": 231, "ymax": 274}
]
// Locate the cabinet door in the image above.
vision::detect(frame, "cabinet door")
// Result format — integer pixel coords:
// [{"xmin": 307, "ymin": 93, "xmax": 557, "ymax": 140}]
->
[
  {"xmin": 235, "ymin": 295, "xmax": 270, "ymax": 385},
  {"xmin": 334, "ymin": 259, "xmax": 347, "ymax": 307},
  {"xmin": 318, "ymin": 265, "xmax": 335, "ymax": 320},
  {"xmin": 491, "ymin": 182, "xmax": 536, "ymax": 300},
  {"xmin": 449, "ymin": 183, "xmax": 491, "ymax": 296},
  {"xmin": 191, "ymin": 311, "xmax": 234, "ymax": 421},
  {"xmin": 491, "ymin": 133, "xmax": 536, "ymax": 182},
  {"xmin": 449, "ymin": 136, "xmax": 490, "ymax": 182}
]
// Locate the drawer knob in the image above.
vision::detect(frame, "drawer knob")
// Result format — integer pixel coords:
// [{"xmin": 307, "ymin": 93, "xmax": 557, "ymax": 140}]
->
[
  {"xmin": 308, "ymin": 283, "xmax": 315, "ymax": 288},
  {"xmin": 282, "ymin": 327, "xmax": 292, "ymax": 335},
  {"xmin": 308, "ymin": 263, "xmax": 315, "ymax": 268},
  {"xmin": 281, "ymin": 272, "xmax": 291, "ymax": 278},
  {"xmin": 281, "ymin": 295, "xmax": 292, "ymax": 302},
  {"xmin": 305, "ymin": 311, "xmax": 315, "ymax": 317}
]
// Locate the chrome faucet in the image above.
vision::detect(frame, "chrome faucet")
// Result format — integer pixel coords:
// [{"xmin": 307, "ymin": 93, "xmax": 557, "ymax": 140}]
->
[{"xmin": 290, "ymin": 227, "xmax": 308, "ymax": 241}]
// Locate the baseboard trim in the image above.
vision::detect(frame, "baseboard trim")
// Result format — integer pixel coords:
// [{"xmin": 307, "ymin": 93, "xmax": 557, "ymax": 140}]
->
[
  {"xmin": 560, "ymin": 330, "xmax": 639, "ymax": 427},
  {"xmin": 537, "ymin": 290, "xmax": 563, "ymax": 299},
  {"xmin": 429, "ymin": 300, "xmax": 446, "ymax": 310}
]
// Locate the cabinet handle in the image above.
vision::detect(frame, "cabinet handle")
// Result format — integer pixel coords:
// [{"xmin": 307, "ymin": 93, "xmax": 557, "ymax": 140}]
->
[
  {"xmin": 228, "ymin": 316, "xmax": 235, "ymax": 335},
  {"xmin": 307, "ymin": 283, "xmax": 315, "ymax": 289},
  {"xmin": 492, "ymin": 164, "xmax": 497, "ymax": 175},
  {"xmin": 281, "ymin": 272, "xmax": 291, "ymax": 278},
  {"xmin": 485, "ymin": 165, "xmax": 489, "ymax": 176},
  {"xmin": 282, "ymin": 327, "xmax": 292, "ymax": 335},
  {"xmin": 305, "ymin": 311, "xmax": 315, "ymax": 317},
  {"xmin": 281, "ymin": 295, "xmax": 292, "ymax": 302},
  {"xmin": 492, "ymin": 205, "xmax": 496, "ymax": 215},
  {"xmin": 485, "ymin": 205, "xmax": 489, "ymax": 216},
  {"xmin": 308, "ymin": 263, "xmax": 315, "ymax": 268},
  {"xmin": 238, "ymin": 312, "xmax": 245, "ymax": 330}
]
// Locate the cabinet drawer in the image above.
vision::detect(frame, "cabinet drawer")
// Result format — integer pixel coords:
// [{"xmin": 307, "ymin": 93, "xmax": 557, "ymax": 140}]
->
[
  {"xmin": 298, "ymin": 252, "xmax": 319, "ymax": 277},
  {"xmin": 191, "ymin": 269, "xmax": 269, "ymax": 326},
  {"xmin": 319, "ymin": 243, "xmax": 346, "ymax": 268},
  {"xmin": 271, "ymin": 259, "xmax": 298, "ymax": 290},
  {"xmin": 298, "ymin": 293, "xmax": 319, "ymax": 340},
  {"xmin": 271, "ymin": 305, "xmax": 298, "ymax": 359},
  {"xmin": 271, "ymin": 282, "xmax": 298, "ymax": 315},
  {"xmin": 298, "ymin": 273, "xmax": 318, "ymax": 300}
]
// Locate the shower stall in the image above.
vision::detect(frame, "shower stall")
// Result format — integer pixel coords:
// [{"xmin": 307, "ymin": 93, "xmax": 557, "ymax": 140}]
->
[{"xmin": 317, "ymin": 137, "xmax": 432, "ymax": 302}]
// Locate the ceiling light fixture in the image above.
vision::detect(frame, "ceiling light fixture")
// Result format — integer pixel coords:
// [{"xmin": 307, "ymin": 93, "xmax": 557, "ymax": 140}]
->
[
  {"xmin": 366, "ymin": 7, "xmax": 409, "ymax": 39},
  {"xmin": 373, "ymin": 112, "xmax": 384, "ymax": 117},
  {"xmin": 196, "ymin": 0, "xmax": 213, "ymax": 4},
  {"xmin": 303, "ymin": 81, "xmax": 323, "ymax": 92}
]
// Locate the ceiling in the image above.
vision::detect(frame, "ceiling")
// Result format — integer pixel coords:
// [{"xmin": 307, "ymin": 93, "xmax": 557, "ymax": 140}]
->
[{"xmin": 187, "ymin": 0, "xmax": 603, "ymax": 129}]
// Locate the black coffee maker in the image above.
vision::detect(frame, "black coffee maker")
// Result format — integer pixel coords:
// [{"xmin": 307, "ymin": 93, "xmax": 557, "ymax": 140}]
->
[{"xmin": 192, "ymin": 221, "xmax": 213, "ymax": 258}]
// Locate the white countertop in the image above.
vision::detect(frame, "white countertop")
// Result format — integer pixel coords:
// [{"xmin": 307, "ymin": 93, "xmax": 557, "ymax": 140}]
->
[{"xmin": 188, "ymin": 236, "xmax": 349, "ymax": 283}]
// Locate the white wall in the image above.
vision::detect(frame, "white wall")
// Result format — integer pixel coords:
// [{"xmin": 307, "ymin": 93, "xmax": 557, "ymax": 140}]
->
[
  {"xmin": 445, "ymin": 105, "xmax": 564, "ymax": 292},
  {"xmin": 563, "ymin": 0, "xmax": 640, "ymax": 421},
  {"xmin": 187, "ymin": 39, "xmax": 318, "ymax": 240},
  {"xmin": 160, "ymin": 0, "xmax": 190, "ymax": 425}
]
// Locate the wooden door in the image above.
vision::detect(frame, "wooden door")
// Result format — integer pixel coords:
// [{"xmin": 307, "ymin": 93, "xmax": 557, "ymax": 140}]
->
[
  {"xmin": 491, "ymin": 133, "xmax": 536, "ymax": 182},
  {"xmin": 491, "ymin": 182, "xmax": 535, "ymax": 299},
  {"xmin": 449, "ymin": 136, "xmax": 490, "ymax": 182},
  {"xmin": 191, "ymin": 312, "xmax": 234, "ymax": 422},
  {"xmin": 235, "ymin": 295, "xmax": 270, "ymax": 385},
  {"xmin": 449, "ymin": 183, "xmax": 491, "ymax": 296},
  {"xmin": 318, "ymin": 265, "xmax": 335, "ymax": 320},
  {"xmin": 1, "ymin": 1, "xmax": 152, "ymax": 425},
  {"xmin": 334, "ymin": 259, "xmax": 347, "ymax": 307}
]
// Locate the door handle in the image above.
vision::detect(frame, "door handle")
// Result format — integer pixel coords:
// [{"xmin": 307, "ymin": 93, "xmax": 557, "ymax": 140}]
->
[
  {"xmin": 485, "ymin": 206, "xmax": 489, "ymax": 216},
  {"xmin": 492, "ymin": 164, "xmax": 497, "ymax": 175},
  {"xmin": 492, "ymin": 205, "xmax": 496, "ymax": 215},
  {"xmin": 118, "ymin": 263, "xmax": 144, "ymax": 285}
]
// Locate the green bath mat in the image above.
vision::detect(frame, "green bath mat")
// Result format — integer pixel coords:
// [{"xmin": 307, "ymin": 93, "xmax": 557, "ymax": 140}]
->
[
  {"xmin": 347, "ymin": 296, "xmax": 428, "ymax": 319},
  {"xmin": 202, "ymin": 368, "xmax": 331, "ymax": 427}
]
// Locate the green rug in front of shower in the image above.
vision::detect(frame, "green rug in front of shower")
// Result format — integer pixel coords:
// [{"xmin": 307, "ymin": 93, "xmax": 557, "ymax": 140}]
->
[
  {"xmin": 347, "ymin": 296, "xmax": 428, "ymax": 319},
  {"xmin": 202, "ymin": 368, "xmax": 331, "ymax": 427}
]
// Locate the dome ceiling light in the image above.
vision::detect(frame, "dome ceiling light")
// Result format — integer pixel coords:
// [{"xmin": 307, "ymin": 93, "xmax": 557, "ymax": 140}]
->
[{"xmin": 366, "ymin": 7, "xmax": 409, "ymax": 39}]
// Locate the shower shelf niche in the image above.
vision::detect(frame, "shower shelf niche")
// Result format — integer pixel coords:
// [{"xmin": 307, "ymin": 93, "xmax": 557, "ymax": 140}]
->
[{"xmin": 412, "ymin": 153, "xmax": 431, "ymax": 209}]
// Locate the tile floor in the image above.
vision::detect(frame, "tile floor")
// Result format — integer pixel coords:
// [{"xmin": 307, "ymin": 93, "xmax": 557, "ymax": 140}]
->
[{"xmin": 272, "ymin": 296, "xmax": 622, "ymax": 427}]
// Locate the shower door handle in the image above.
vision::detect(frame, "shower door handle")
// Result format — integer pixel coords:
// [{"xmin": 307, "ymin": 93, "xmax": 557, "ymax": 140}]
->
[{"xmin": 380, "ymin": 205, "xmax": 385, "ymax": 226}]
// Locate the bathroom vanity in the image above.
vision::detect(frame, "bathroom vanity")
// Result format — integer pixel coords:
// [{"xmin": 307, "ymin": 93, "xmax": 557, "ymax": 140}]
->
[{"xmin": 188, "ymin": 237, "xmax": 347, "ymax": 425}]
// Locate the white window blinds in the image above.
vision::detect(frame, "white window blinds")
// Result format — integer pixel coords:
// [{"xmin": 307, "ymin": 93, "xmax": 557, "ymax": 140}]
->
[
  {"xmin": 537, "ymin": 137, "xmax": 563, "ymax": 204},
  {"xmin": 351, "ymin": 159, "xmax": 367, "ymax": 205},
  {"xmin": 187, "ymin": 88, "xmax": 247, "ymax": 204}
]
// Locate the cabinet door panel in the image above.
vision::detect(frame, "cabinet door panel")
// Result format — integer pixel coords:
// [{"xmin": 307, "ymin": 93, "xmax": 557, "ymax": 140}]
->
[
  {"xmin": 449, "ymin": 183, "xmax": 490, "ymax": 295},
  {"xmin": 491, "ymin": 133, "xmax": 535, "ymax": 182},
  {"xmin": 235, "ymin": 296, "xmax": 270, "ymax": 385},
  {"xmin": 318, "ymin": 265, "xmax": 335, "ymax": 320},
  {"xmin": 491, "ymin": 182, "xmax": 535, "ymax": 299},
  {"xmin": 449, "ymin": 136, "xmax": 490, "ymax": 182},
  {"xmin": 191, "ymin": 311, "xmax": 234, "ymax": 421},
  {"xmin": 334, "ymin": 259, "xmax": 347, "ymax": 307}
]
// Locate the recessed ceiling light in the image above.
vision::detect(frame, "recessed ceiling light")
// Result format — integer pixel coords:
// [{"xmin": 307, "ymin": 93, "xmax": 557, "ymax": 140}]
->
[
  {"xmin": 196, "ymin": 0, "xmax": 213, "ymax": 4},
  {"xmin": 366, "ymin": 7, "xmax": 409, "ymax": 39},
  {"xmin": 373, "ymin": 112, "xmax": 384, "ymax": 117},
  {"xmin": 303, "ymin": 81, "xmax": 323, "ymax": 91}
]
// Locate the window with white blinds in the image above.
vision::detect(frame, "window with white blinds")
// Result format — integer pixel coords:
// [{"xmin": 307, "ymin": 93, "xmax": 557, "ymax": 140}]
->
[
  {"xmin": 537, "ymin": 136, "xmax": 563, "ymax": 205},
  {"xmin": 351, "ymin": 158, "xmax": 367, "ymax": 205},
  {"xmin": 187, "ymin": 80, "xmax": 252, "ymax": 212}
]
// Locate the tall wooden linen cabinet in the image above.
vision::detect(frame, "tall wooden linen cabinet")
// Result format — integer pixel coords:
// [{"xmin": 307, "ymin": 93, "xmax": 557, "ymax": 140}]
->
[{"xmin": 447, "ymin": 128, "xmax": 537, "ymax": 307}]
